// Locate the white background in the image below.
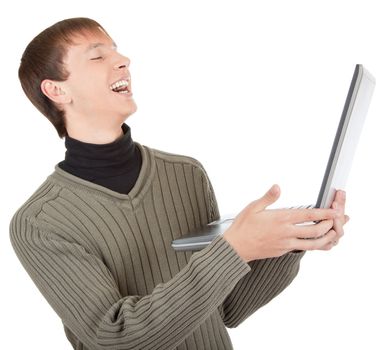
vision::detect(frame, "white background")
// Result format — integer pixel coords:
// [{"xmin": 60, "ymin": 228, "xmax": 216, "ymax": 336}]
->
[{"xmin": 1, "ymin": 0, "xmax": 387, "ymax": 349}]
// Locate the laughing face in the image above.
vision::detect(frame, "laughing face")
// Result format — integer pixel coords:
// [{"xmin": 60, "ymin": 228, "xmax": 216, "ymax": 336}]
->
[{"xmin": 44, "ymin": 27, "xmax": 137, "ymax": 131}]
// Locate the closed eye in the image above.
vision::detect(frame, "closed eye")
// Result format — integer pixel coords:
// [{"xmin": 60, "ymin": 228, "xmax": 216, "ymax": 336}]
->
[{"xmin": 90, "ymin": 56, "xmax": 103, "ymax": 60}]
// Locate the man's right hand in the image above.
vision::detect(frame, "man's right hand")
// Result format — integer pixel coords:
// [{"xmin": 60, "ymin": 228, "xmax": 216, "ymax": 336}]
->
[{"xmin": 222, "ymin": 184, "xmax": 341, "ymax": 263}]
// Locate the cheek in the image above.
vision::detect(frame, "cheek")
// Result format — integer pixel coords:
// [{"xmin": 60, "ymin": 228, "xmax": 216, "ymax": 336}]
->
[
  {"xmin": 69, "ymin": 65, "xmax": 107, "ymax": 96},
  {"xmin": 73, "ymin": 79, "xmax": 108, "ymax": 102},
  {"xmin": 66, "ymin": 68, "xmax": 114, "ymax": 109}
]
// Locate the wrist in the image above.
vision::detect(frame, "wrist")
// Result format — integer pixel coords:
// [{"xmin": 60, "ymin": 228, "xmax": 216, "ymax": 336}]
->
[{"xmin": 222, "ymin": 232, "xmax": 249, "ymax": 263}]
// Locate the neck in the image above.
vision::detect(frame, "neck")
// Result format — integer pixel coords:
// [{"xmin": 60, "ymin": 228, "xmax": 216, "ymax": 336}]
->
[{"xmin": 65, "ymin": 118, "xmax": 126, "ymax": 144}]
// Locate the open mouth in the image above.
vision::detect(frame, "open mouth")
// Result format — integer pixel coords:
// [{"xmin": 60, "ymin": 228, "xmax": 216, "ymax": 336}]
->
[{"xmin": 109, "ymin": 79, "xmax": 131, "ymax": 94}]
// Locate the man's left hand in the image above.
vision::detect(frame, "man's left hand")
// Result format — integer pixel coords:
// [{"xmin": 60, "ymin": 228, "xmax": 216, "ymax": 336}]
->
[{"xmin": 321, "ymin": 190, "xmax": 350, "ymax": 250}]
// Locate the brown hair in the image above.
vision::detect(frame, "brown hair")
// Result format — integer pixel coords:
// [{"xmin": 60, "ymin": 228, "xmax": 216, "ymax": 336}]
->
[{"xmin": 18, "ymin": 17, "xmax": 109, "ymax": 139}]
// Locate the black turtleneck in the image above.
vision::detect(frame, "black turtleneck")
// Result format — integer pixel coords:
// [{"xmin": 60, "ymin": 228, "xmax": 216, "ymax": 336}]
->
[{"xmin": 57, "ymin": 123, "xmax": 142, "ymax": 195}]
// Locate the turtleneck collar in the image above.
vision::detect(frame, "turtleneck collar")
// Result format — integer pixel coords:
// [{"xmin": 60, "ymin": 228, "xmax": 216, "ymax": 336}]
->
[{"xmin": 57, "ymin": 122, "xmax": 142, "ymax": 195}]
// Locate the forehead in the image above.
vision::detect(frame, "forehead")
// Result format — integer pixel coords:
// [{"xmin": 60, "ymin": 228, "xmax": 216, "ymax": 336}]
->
[{"xmin": 67, "ymin": 28, "xmax": 116, "ymax": 53}]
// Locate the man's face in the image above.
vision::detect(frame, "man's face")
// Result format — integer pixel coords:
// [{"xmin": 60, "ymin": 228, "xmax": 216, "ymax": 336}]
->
[{"xmin": 61, "ymin": 28, "xmax": 136, "ymax": 124}]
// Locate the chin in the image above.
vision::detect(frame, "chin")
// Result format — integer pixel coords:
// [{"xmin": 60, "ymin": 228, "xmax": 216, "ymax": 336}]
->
[
  {"xmin": 122, "ymin": 100, "xmax": 138, "ymax": 118},
  {"xmin": 128, "ymin": 102, "xmax": 138, "ymax": 116}
]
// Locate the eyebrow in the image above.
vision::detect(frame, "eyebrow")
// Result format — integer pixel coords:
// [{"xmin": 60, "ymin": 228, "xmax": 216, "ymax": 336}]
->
[{"xmin": 85, "ymin": 42, "xmax": 117, "ymax": 53}]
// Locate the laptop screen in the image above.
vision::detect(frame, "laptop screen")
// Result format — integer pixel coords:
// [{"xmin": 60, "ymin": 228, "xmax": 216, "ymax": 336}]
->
[{"xmin": 316, "ymin": 64, "xmax": 376, "ymax": 208}]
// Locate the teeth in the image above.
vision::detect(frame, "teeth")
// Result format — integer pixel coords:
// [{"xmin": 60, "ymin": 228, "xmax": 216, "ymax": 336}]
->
[{"xmin": 110, "ymin": 80, "xmax": 129, "ymax": 91}]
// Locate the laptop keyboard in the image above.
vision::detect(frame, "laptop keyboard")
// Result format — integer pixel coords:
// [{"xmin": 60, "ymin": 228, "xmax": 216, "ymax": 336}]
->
[{"xmin": 288, "ymin": 204, "xmax": 315, "ymax": 210}]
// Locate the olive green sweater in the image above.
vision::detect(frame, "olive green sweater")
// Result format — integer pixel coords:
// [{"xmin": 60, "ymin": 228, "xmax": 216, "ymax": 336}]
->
[{"xmin": 9, "ymin": 142, "xmax": 305, "ymax": 350}]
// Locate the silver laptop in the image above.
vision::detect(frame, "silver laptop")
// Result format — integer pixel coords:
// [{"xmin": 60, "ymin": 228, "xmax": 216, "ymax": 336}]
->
[{"xmin": 172, "ymin": 64, "xmax": 376, "ymax": 251}]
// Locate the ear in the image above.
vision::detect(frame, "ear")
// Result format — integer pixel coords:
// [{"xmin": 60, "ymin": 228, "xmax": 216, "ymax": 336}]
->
[{"xmin": 40, "ymin": 79, "xmax": 72, "ymax": 105}]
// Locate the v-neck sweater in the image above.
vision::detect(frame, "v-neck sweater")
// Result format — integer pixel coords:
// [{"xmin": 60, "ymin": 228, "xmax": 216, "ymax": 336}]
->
[{"xmin": 9, "ymin": 142, "xmax": 305, "ymax": 350}]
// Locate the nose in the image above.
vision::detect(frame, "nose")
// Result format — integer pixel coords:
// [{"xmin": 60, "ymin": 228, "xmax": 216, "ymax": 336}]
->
[{"xmin": 114, "ymin": 53, "xmax": 130, "ymax": 70}]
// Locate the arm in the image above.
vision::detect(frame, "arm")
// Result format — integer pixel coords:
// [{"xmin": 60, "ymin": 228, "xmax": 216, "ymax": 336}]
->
[
  {"xmin": 201, "ymin": 165, "xmax": 305, "ymax": 328},
  {"xmin": 217, "ymin": 191, "xmax": 349, "ymax": 329},
  {"xmin": 9, "ymin": 215, "xmax": 251, "ymax": 350},
  {"xmin": 218, "ymin": 250, "xmax": 304, "ymax": 328}
]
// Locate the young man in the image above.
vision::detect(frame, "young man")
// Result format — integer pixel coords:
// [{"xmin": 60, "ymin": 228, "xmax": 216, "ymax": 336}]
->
[{"xmin": 10, "ymin": 17, "xmax": 348, "ymax": 350}]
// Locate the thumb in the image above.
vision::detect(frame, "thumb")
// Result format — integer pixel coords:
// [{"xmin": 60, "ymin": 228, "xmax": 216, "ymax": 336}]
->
[{"xmin": 253, "ymin": 184, "xmax": 281, "ymax": 211}]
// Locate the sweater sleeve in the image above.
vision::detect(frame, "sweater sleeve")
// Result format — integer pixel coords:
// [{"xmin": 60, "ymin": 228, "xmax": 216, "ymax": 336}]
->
[
  {"xmin": 199, "ymin": 162, "xmax": 306, "ymax": 329},
  {"xmin": 219, "ymin": 250, "xmax": 305, "ymax": 328},
  {"xmin": 9, "ymin": 215, "xmax": 251, "ymax": 350}
]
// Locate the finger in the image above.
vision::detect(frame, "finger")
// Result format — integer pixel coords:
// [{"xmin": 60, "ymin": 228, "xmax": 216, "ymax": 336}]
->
[
  {"xmin": 293, "ymin": 219, "xmax": 334, "ymax": 239},
  {"xmin": 318, "ymin": 235, "xmax": 341, "ymax": 250},
  {"xmin": 331, "ymin": 190, "xmax": 346, "ymax": 219},
  {"xmin": 326, "ymin": 225, "xmax": 344, "ymax": 248},
  {"xmin": 331, "ymin": 201, "xmax": 345, "ymax": 214},
  {"xmin": 252, "ymin": 184, "xmax": 281, "ymax": 212},
  {"xmin": 318, "ymin": 241, "xmax": 337, "ymax": 251},
  {"xmin": 332, "ymin": 203, "xmax": 347, "ymax": 236},
  {"xmin": 332, "ymin": 214, "xmax": 344, "ymax": 237},
  {"xmin": 333, "ymin": 190, "xmax": 346, "ymax": 209},
  {"xmin": 334, "ymin": 205, "xmax": 350, "ymax": 223},
  {"xmin": 294, "ymin": 229, "xmax": 337, "ymax": 251},
  {"xmin": 283, "ymin": 208, "xmax": 339, "ymax": 224},
  {"xmin": 333, "ymin": 221, "xmax": 344, "ymax": 237}
]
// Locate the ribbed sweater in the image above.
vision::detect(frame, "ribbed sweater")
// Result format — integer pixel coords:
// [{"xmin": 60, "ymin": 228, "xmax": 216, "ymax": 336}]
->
[{"xmin": 9, "ymin": 142, "xmax": 305, "ymax": 350}]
